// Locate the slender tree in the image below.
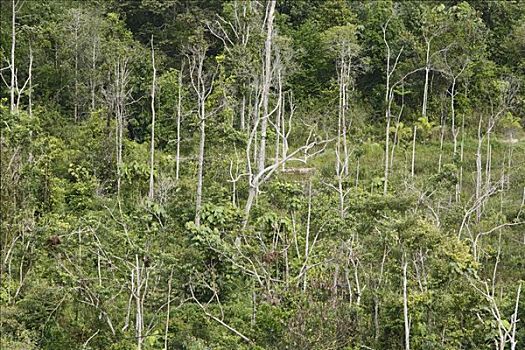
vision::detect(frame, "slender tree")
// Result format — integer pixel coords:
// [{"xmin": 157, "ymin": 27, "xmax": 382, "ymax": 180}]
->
[
  {"xmin": 381, "ymin": 18, "xmax": 404, "ymax": 195},
  {"xmin": 256, "ymin": 0, "xmax": 276, "ymax": 179},
  {"xmin": 187, "ymin": 36, "xmax": 215, "ymax": 225},
  {"xmin": 148, "ymin": 36, "xmax": 157, "ymax": 200},
  {"xmin": 10, "ymin": 0, "xmax": 16, "ymax": 113}
]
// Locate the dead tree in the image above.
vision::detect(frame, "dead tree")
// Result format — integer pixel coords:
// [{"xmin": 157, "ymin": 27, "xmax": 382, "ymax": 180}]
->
[
  {"xmin": 474, "ymin": 78, "xmax": 519, "ymax": 222},
  {"xmin": 469, "ymin": 242, "xmax": 523, "ymax": 350},
  {"xmin": 207, "ymin": 1, "xmax": 263, "ymax": 132},
  {"xmin": 186, "ymin": 38, "xmax": 216, "ymax": 225},
  {"xmin": 103, "ymin": 56, "xmax": 131, "ymax": 198},
  {"xmin": 403, "ymin": 256, "xmax": 410, "ymax": 350},
  {"xmin": 381, "ymin": 18, "xmax": 404, "ymax": 195},
  {"xmin": 244, "ymin": 122, "xmax": 331, "ymax": 225},
  {"xmin": 2, "ymin": 0, "xmax": 32, "ymax": 115},
  {"xmin": 256, "ymin": 0, "xmax": 276, "ymax": 181},
  {"xmin": 9, "ymin": 0, "xmax": 16, "ymax": 113},
  {"xmin": 148, "ymin": 37, "xmax": 157, "ymax": 200},
  {"xmin": 175, "ymin": 64, "xmax": 183, "ymax": 181}
]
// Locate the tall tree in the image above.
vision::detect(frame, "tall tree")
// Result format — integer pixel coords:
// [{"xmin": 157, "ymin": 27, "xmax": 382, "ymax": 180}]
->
[
  {"xmin": 148, "ymin": 36, "xmax": 157, "ymax": 200},
  {"xmin": 256, "ymin": 0, "xmax": 276, "ymax": 179},
  {"xmin": 187, "ymin": 34, "xmax": 215, "ymax": 225}
]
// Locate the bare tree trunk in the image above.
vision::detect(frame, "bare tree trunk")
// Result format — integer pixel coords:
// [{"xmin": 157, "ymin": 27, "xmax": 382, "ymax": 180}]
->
[
  {"xmin": 175, "ymin": 65, "xmax": 183, "ymax": 181},
  {"xmin": 90, "ymin": 35, "xmax": 98, "ymax": 111},
  {"xmin": 15, "ymin": 49, "xmax": 32, "ymax": 113},
  {"xmin": 411, "ymin": 125, "xmax": 417, "ymax": 178},
  {"xmin": 256, "ymin": 0, "xmax": 276, "ymax": 178},
  {"xmin": 164, "ymin": 270, "xmax": 173, "ymax": 350},
  {"xmin": 135, "ymin": 255, "xmax": 143, "ymax": 350},
  {"xmin": 148, "ymin": 37, "xmax": 157, "ymax": 200},
  {"xmin": 27, "ymin": 43, "xmax": 34, "ymax": 161},
  {"xmin": 72, "ymin": 11, "xmax": 81, "ymax": 122},
  {"xmin": 355, "ymin": 157, "xmax": 360, "ymax": 189},
  {"xmin": 374, "ymin": 246, "xmax": 389, "ymax": 340},
  {"xmin": 336, "ymin": 147, "xmax": 345, "ymax": 219},
  {"xmin": 274, "ymin": 70, "xmax": 283, "ymax": 166},
  {"xmin": 251, "ymin": 81, "xmax": 260, "ymax": 166},
  {"xmin": 390, "ymin": 87, "xmax": 404, "ymax": 169},
  {"xmin": 506, "ymin": 146, "xmax": 513, "ymax": 190},
  {"xmin": 115, "ymin": 61, "xmax": 123, "ymax": 198},
  {"xmin": 195, "ymin": 97, "xmax": 206, "ymax": 225},
  {"xmin": 117, "ymin": 104, "xmax": 123, "ymax": 199},
  {"xmin": 475, "ymin": 117, "xmax": 483, "ymax": 222},
  {"xmin": 116, "ymin": 99, "xmax": 121, "ymax": 198},
  {"xmin": 338, "ymin": 58, "xmax": 350, "ymax": 176},
  {"xmin": 457, "ymin": 114, "xmax": 465, "ymax": 201},
  {"xmin": 422, "ymin": 40, "xmax": 430, "ymax": 118},
  {"xmin": 244, "ymin": 1, "xmax": 275, "ymax": 224},
  {"xmin": 485, "ymin": 121, "xmax": 492, "ymax": 192},
  {"xmin": 403, "ymin": 258, "xmax": 410, "ymax": 350},
  {"xmin": 108, "ymin": 57, "xmax": 130, "ymax": 199},
  {"xmin": 381, "ymin": 20, "xmax": 403, "ymax": 195},
  {"xmin": 303, "ymin": 180, "xmax": 312, "ymax": 291},
  {"xmin": 445, "ymin": 60, "xmax": 468, "ymax": 156},
  {"xmin": 240, "ymin": 87, "xmax": 246, "ymax": 131},
  {"xmin": 510, "ymin": 283, "xmax": 522, "ymax": 350},
  {"xmin": 450, "ymin": 77, "xmax": 458, "ymax": 155},
  {"xmin": 390, "ymin": 128, "xmax": 398, "ymax": 169},
  {"xmin": 383, "ymin": 75, "xmax": 391, "ymax": 195},
  {"xmin": 10, "ymin": 0, "xmax": 16, "ymax": 113},
  {"xmin": 350, "ymin": 244, "xmax": 361, "ymax": 306},
  {"xmin": 28, "ymin": 44, "xmax": 33, "ymax": 117},
  {"xmin": 187, "ymin": 43, "xmax": 213, "ymax": 225},
  {"xmin": 281, "ymin": 91, "xmax": 292, "ymax": 171},
  {"xmin": 438, "ymin": 102, "xmax": 445, "ymax": 172}
]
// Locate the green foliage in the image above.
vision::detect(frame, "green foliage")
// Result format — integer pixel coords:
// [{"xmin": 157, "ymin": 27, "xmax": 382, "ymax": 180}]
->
[{"xmin": 2, "ymin": 0, "xmax": 525, "ymax": 349}]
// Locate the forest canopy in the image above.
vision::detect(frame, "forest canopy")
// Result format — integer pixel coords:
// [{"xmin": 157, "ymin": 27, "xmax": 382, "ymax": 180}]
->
[{"xmin": 1, "ymin": 1, "xmax": 525, "ymax": 349}]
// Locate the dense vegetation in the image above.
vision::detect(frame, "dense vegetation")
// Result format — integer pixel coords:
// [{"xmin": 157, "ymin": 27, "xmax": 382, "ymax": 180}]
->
[{"xmin": 1, "ymin": 1, "xmax": 525, "ymax": 349}]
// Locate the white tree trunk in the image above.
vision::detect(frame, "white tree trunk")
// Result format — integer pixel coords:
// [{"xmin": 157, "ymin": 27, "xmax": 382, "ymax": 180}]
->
[
  {"xmin": 422, "ymin": 40, "xmax": 431, "ymax": 118},
  {"xmin": 148, "ymin": 38, "xmax": 157, "ymax": 200},
  {"xmin": 457, "ymin": 115, "xmax": 465, "ymax": 202},
  {"xmin": 381, "ymin": 20, "xmax": 402, "ymax": 195},
  {"xmin": 338, "ymin": 57, "xmax": 350, "ymax": 176},
  {"xmin": 10, "ymin": 0, "xmax": 16, "ymax": 113},
  {"xmin": 274, "ymin": 70, "xmax": 283, "ymax": 166},
  {"xmin": 134, "ymin": 255, "xmax": 143, "ymax": 350},
  {"xmin": 475, "ymin": 117, "xmax": 483, "ymax": 222},
  {"xmin": 383, "ymin": 81, "xmax": 391, "ymax": 195},
  {"xmin": 403, "ymin": 258, "xmax": 410, "ymax": 350},
  {"xmin": 74, "ymin": 16, "xmax": 79, "ymax": 122},
  {"xmin": 438, "ymin": 105, "xmax": 445, "ymax": 172},
  {"xmin": 390, "ymin": 92, "xmax": 404, "ymax": 170},
  {"xmin": 411, "ymin": 125, "xmax": 417, "ymax": 178},
  {"xmin": 90, "ymin": 35, "xmax": 98, "ymax": 111},
  {"xmin": 175, "ymin": 66, "xmax": 183, "ymax": 180},
  {"xmin": 256, "ymin": 0, "xmax": 276, "ymax": 177},
  {"xmin": 510, "ymin": 283, "xmax": 522, "ymax": 350},
  {"xmin": 450, "ymin": 77, "xmax": 458, "ymax": 155},
  {"xmin": 163, "ymin": 270, "xmax": 173, "ymax": 350},
  {"xmin": 187, "ymin": 41, "xmax": 213, "ymax": 225},
  {"xmin": 195, "ymin": 95, "xmax": 206, "ymax": 225},
  {"xmin": 28, "ymin": 44, "xmax": 33, "ymax": 117}
]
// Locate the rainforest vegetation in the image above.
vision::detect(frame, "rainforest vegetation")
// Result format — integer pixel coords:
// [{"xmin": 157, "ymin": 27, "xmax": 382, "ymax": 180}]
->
[{"xmin": 1, "ymin": 0, "xmax": 525, "ymax": 349}]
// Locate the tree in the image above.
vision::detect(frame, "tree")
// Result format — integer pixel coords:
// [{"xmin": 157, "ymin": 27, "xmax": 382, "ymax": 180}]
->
[
  {"xmin": 418, "ymin": 4, "xmax": 449, "ymax": 118},
  {"xmin": 256, "ymin": 0, "xmax": 276, "ymax": 183},
  {"xmin": 148, "ymin": 36, "xmax": 157, "ymax": 200},
  {"xmin": 322, "ymin": 24, "xmax": 361, "ymax": 177},
  {"xmin": 186, "ymin": 33, "xmax": 216, "ymax": 225}
]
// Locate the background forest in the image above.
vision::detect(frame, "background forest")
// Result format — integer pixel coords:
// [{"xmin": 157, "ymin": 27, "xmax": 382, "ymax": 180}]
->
[{"xmin": 1, "ymin": 0, "xmax": 525, "ymax": 349}]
